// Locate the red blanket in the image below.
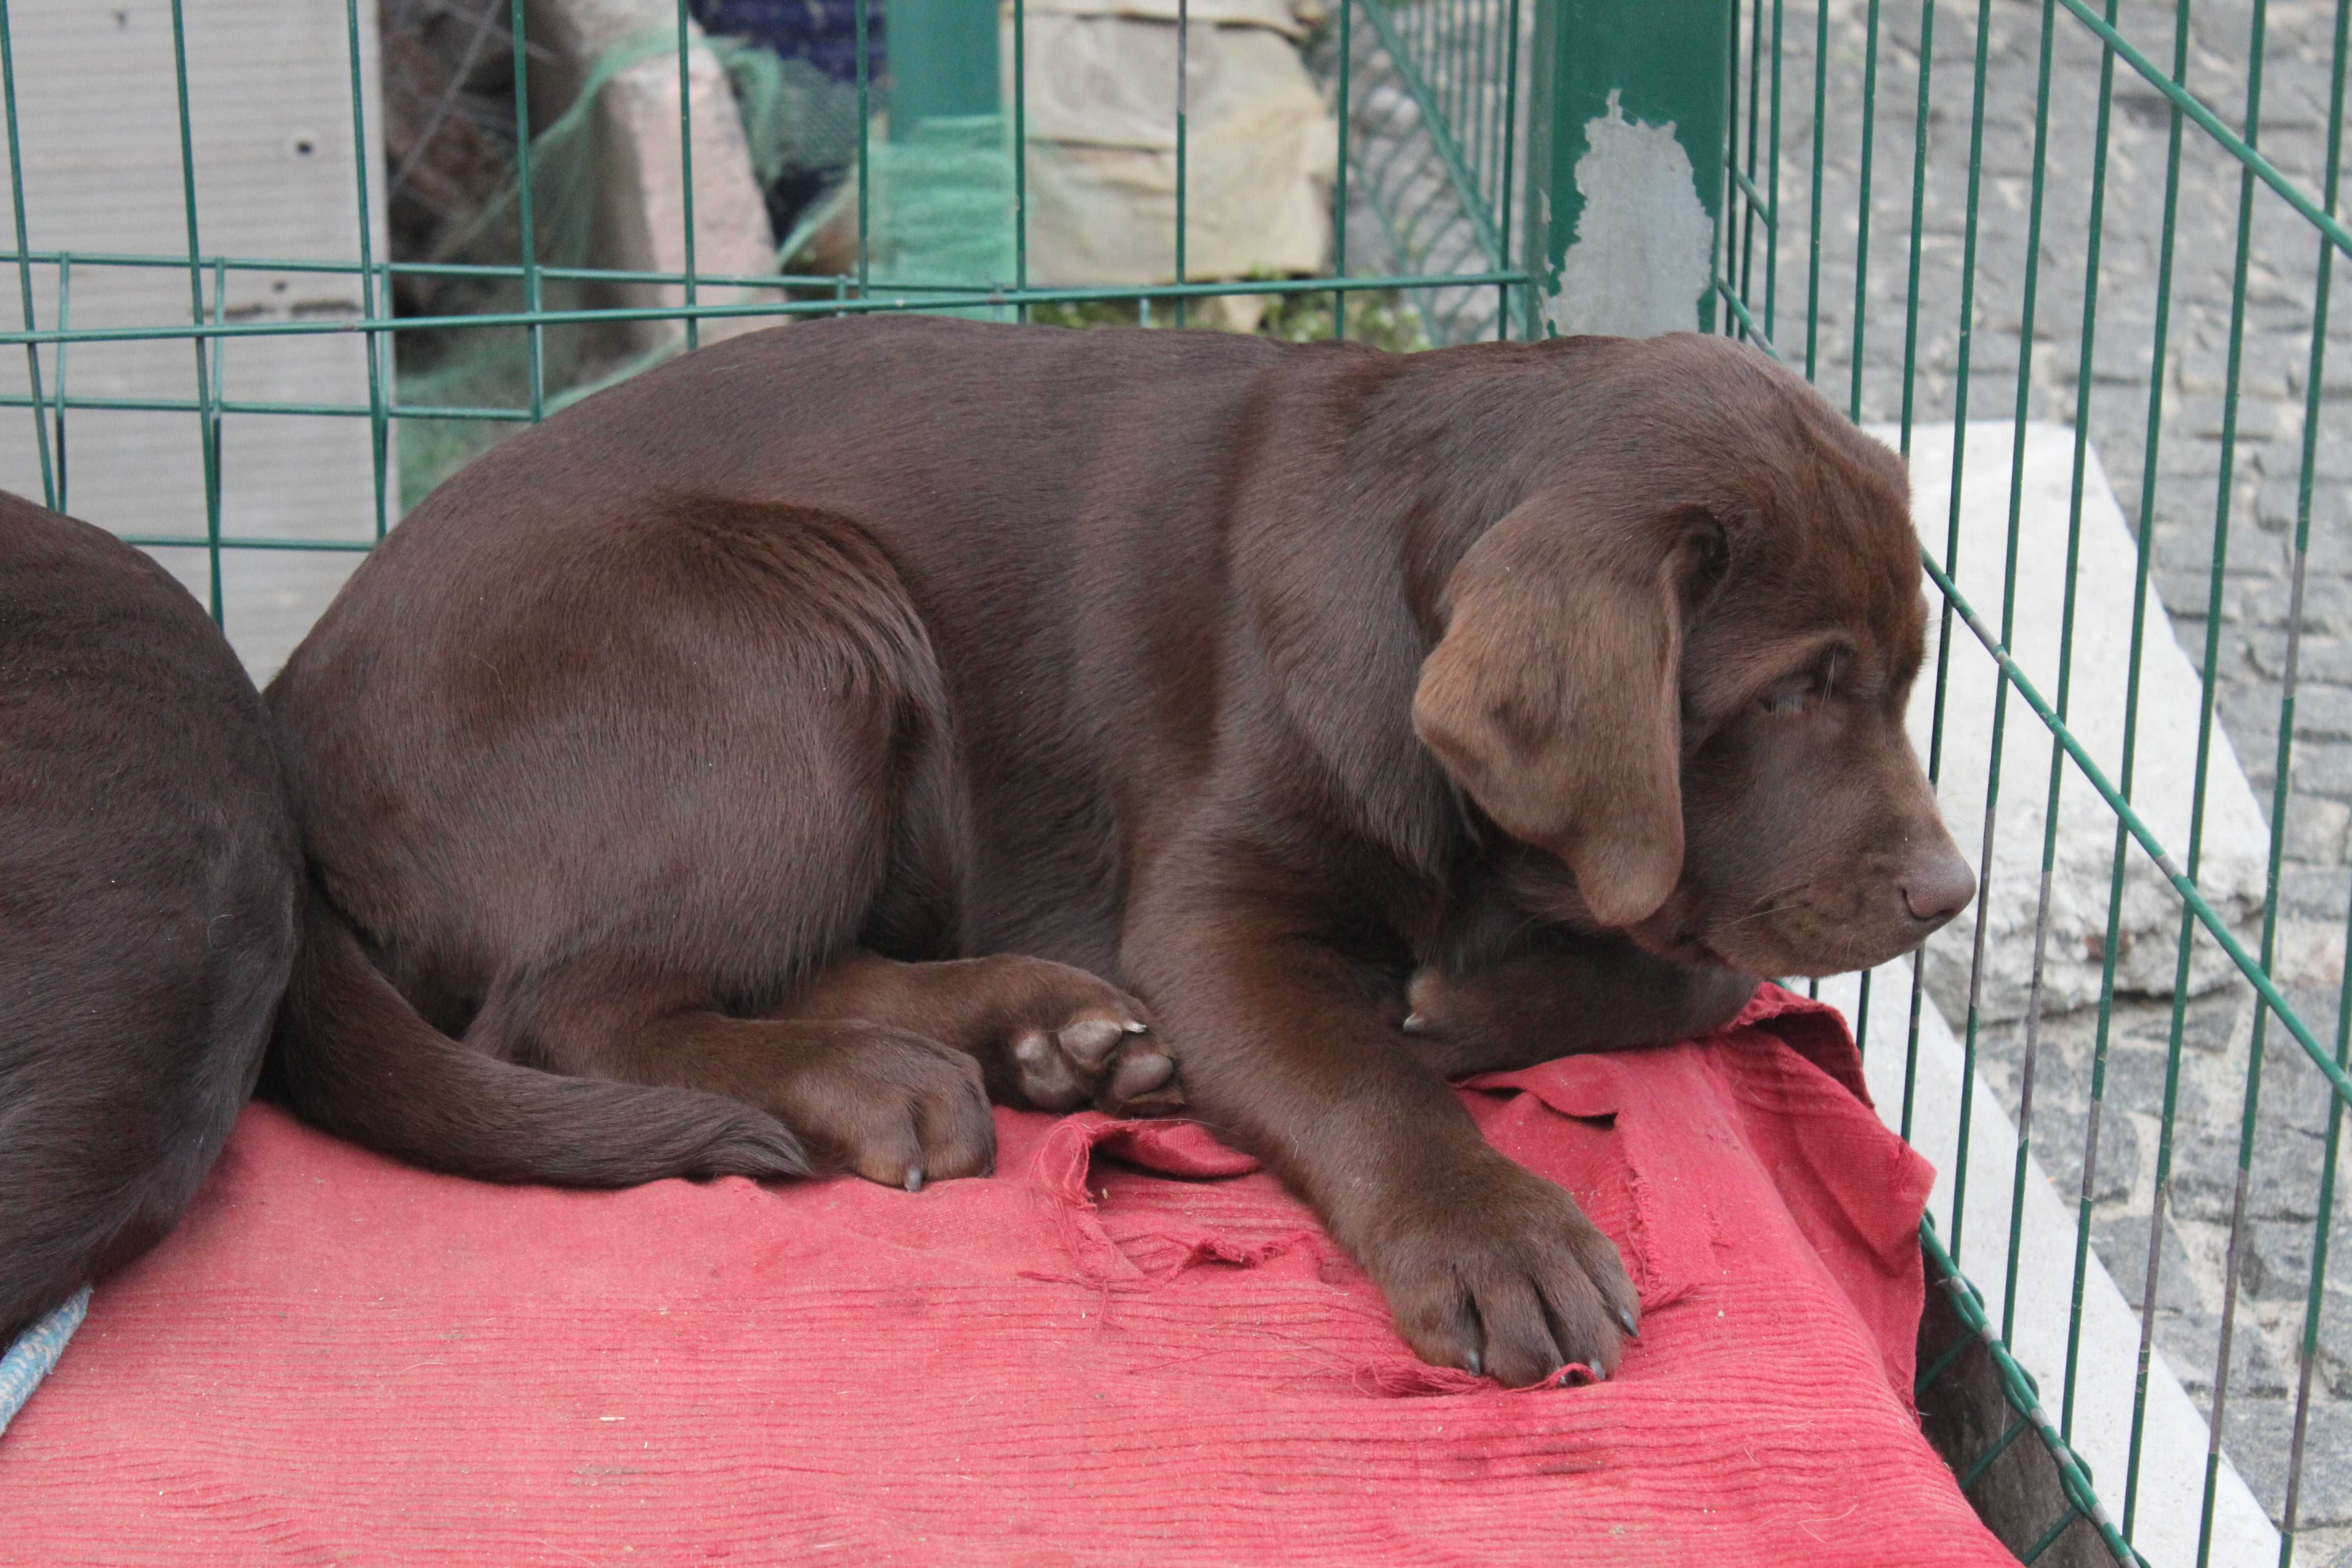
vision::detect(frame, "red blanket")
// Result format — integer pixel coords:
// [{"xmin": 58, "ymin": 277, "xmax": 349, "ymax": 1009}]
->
[{"xmin": 1, "ymin": 986, "xmax": 2008, "ymax": 1565}]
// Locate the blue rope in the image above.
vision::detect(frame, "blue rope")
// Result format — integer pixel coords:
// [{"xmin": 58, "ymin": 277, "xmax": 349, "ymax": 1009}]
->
[{"xmin": 0, "ymin": 1287, "xmax": 90, "ymax": 1437}]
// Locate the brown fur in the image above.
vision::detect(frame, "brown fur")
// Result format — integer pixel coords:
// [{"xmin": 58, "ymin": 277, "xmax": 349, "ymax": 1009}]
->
[
  {"xmin": 0, "ymin": 492, "xmax": 299, "ymax": 1344},
  {"xmin": 264, "ymin": 318, "xmax": 1972, "ymax": 1385}
]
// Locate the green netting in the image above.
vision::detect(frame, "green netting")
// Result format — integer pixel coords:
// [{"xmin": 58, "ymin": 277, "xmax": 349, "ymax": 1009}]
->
[
  {"xmin": 394, "ymin": 28, "xmax": 689, "ymax": 510},
  {"xmin": 393, "ymin": 27, "xmax": 1028, "ymax": 510},
  {"xmin": 782, "ymin": 112, "xmax": 1018, "ymax": 321},
  {"xmin": 717, "ymin": 45, "xmax": 863, "ymax": 199}
]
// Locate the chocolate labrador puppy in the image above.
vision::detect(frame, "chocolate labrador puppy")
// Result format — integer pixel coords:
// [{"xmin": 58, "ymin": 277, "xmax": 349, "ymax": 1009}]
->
[
  {"xmin": 265, "ymin": 319, "xmax": 1972, "ymax": 1385},
  {"xmin": 1, "ymin": 492, "xmax": 299, "ymax": 1345}
]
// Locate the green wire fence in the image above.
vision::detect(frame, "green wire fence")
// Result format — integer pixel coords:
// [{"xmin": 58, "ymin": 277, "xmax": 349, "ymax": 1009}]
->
[
  {"xmin": 2, "ymin": 0, "xmax": 2346, "ymax": 1562},
  {"xmin": 1714, "ymin": 0, "xmax": 2350, "ymax": 1563}
]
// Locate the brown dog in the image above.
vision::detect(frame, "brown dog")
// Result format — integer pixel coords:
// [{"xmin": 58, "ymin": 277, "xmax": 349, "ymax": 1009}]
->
[
  {"xmin": 265, "ymin": 319, "xmax": 1973, "ymax": 1385},
  {"xmin": 1, "ymin": 492, "xmax": 300, "ymax": 1345}
]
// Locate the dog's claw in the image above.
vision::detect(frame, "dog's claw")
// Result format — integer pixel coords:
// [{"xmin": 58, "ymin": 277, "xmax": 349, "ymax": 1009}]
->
[
  {"xmin": 1122, "ymin": 1020, "xmax": 1150, "ymax": 1034},
  {"xmin": 1400, "ymin": 1012, "xmax": 1427, "ymax": 1034},
  {"xmin": 903, "ymin": 1167, "xmax": 925, "ymax": 1194},
  {"xmin": 1464, "ymin": 1349, "xmax": 1483, "ymax": 1377},
  {"xmin": 1616, "ymin": 1306, "xmax": 1640, "ymax": 1338}
]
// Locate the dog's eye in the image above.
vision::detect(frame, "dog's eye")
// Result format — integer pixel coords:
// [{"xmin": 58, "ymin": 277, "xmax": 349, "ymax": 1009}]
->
[
  {"xmin": 1761, "ymin": 676, "xmax": 1818, "ymax": 715},
  {"xmin": 1761, "ymin": 655, "xmax": 1841, "ymax": 716},
  {"xmin": 1681, "ymin": 516, "xmax": 1731, "ymax": 593}
]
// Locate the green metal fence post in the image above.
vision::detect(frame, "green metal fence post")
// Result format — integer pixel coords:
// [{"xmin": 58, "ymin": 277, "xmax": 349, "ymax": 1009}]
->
[
  {"xmin": 1520, "ymin": 0, "xmax": 1730, "ymax": 340},
  {"xmin": 888, "ymin": 0, "xmax": 1000, "ymax": 140}
]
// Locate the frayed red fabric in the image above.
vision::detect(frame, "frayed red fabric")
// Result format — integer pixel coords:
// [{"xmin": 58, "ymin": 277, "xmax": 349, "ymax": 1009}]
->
[{"xmin": 0, "ymin": 984, "xmax": 2009, "ymax": 1565}]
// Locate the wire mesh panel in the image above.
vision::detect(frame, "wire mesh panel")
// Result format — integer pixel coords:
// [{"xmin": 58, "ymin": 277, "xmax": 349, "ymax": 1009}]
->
[
  {"xmin": 0, "ymin": 0, "xmax": 1531, "ymax": 667},
  {"xmin": 1710, "ymin": 0, "xmax": 2352, "ymax": 1561},
  {"xmin": 1328, "ymin": 0, "xmax": 1526, "ymax": 343}
]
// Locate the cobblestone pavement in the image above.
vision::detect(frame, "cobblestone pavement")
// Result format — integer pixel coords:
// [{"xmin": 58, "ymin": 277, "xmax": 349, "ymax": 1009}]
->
[{"xmin": 1764, "ymin": 0, "xmax": 2352, "ymax": 1556}]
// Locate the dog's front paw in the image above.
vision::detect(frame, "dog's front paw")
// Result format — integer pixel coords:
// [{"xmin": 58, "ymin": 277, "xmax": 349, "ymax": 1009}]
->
[
  {"xmin": 1397, "ymin": 964, "xmax": 1474, "ymax": 1041},
  {"xmin": 1398, "ymin": 946, "xmax": 1762, "ymax": 1077},
  {"xmin": 1364, "ymin": 1152, "xmax": 1637, "ymax": 1385},
  {"xmin": 978, "ymin": 958, "xmax": 1181, "ymax": 1116},
  {"xmin": 1393, "ymin": 963, "xmax": 1549, "ymax": 1077}
]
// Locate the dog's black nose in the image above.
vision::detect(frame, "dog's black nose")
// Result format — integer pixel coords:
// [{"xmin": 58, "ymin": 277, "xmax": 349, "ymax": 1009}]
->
[{"xmin": 1902, "ymin": 851, "xmax": 1977, "ymax": 927}]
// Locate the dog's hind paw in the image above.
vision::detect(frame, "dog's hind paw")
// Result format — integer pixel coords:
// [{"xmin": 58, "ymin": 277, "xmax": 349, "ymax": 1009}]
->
[{"xmin": 981, "ymin": 960, "xmax": 1180, "ymax": 1117}]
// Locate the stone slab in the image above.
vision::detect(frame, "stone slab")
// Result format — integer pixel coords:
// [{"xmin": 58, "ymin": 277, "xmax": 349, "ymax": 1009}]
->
[{"xmin": 1868, "ymin": 420, "xmax": 2274, "ymax": 1025}]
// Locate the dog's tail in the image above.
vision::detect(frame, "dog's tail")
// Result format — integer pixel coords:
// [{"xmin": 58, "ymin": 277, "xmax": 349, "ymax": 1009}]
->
[{"xmin": 268, "ymin": 884, "xmax": 811, "ymax": 1185}]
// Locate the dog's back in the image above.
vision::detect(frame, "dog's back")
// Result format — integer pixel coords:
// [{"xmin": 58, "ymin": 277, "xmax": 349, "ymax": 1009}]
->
[{"xmin": 0, "ymin": 493, "xmax": 298, "ymax": 1343}]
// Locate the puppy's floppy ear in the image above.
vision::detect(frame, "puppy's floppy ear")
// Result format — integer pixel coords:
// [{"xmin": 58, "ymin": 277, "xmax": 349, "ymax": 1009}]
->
[{"xmin": 1411, "ymin": 498, "xmax": 1692, "ymax": 929}]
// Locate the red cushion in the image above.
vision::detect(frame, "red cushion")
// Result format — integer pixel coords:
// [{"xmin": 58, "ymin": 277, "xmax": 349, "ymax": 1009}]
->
[{"xmin": 0, "ymin": 985, "xmax": 2009, "ymax": 1565}]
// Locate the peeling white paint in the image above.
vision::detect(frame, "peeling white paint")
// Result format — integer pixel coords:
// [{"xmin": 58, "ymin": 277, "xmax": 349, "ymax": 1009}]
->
[{"xmin": 1543, "ymin": 90, "xmax": 1714, "ymax": 339}]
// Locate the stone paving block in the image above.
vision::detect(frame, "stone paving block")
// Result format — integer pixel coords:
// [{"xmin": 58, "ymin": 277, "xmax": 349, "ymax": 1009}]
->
[
  {"xmin": 2320, "ymin": 1288, "xmax": 2352, "ymax": 1388},
  {"xmin": 2244, "ymin": 1216, "xmax": 2350, "ymax": 1302},
  {"xmin": 2252, "ymin": 578, "xmax": 2352, "ymax": 635},
  {"xmin": 2225, "ymin": 682, "xmax": 2295, "ymax": 743},
  {"xmin": 2260, "ymin": 474, "xmax": 2316, "ymax": 533},
  {"xmin": 2092, "ymin": 1211, "xmax": 2209, "ymax": 1320},
  {"xmin": 2170, "ymin": 1298, "xmax": 2297, "ymax": 1401},
  {"xmin": 2296, "ymin": 740, "xmax": 2352, "ymax": 798},
  {"xmin": 2256, "ymin": 1028, "xmax": 2352, "ymax": 1140},
  {"xmin": 2177, "ymin": 391, "xmax": 2289, "ymax": 444},
  {"xmin": 2160, "ymin": 570, "xmax": 2226, "ymax": 622},
  {"xmin": 2281, "ymin": 862, "xmax": 2352, "ymax": 920},
  {"xmin": 2292, "ymin": 1527, "xmax": 2352, "ymax": 1568},
  {"xmin": 2180, "ymin": 341, "xmax": 2299, "ymax": 401},
  {"xmin": 2223, "ymin": 1399, "xmax": 2352, "ymax": 1527},
  {"xmin": 2170, "ymin": 1123, "xmax": 2329, "ymax": 1225},
  {"xmin": 2298, "ymin": 498, "xmax": 2352, "ymax": 572},
  {"xmin": 2101, "ymin": 1039, "xmax": 2222, "ymax": 1125},
  {"xmin": 2293, "ymin": 686, "xmax": 2352, "ymax": 742},
  {"xmin": 2028, "ymin": 1099, "xmax": 2142, "ymax": 1205}
]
